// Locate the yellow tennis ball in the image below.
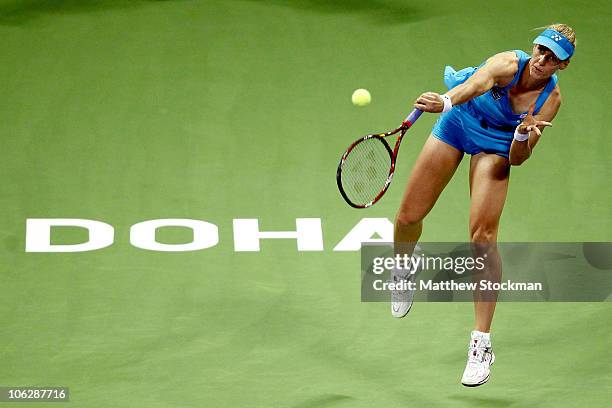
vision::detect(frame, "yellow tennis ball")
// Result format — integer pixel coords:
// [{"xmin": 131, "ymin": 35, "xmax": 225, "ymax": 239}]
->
[{"xmin": 351, "ymin": 88, "xmax": 371, "ymax": 106}]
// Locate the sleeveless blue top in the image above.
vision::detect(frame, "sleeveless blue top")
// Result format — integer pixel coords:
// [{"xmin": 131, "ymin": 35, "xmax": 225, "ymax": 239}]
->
[{"xmin": 443, "ymin": 50, "xmax": 558, "ymax": 131}]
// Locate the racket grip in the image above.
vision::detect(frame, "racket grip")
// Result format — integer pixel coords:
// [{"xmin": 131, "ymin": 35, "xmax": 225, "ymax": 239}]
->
[{"xmin": 401, "ymin": 109, "xmax": 423, "ymax": 128}]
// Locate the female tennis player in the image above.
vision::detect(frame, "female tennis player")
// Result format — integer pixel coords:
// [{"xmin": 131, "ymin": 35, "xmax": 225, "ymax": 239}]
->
[{"xmin": 392, "ymin": 24, "xmax": 576, "ymax": 386}]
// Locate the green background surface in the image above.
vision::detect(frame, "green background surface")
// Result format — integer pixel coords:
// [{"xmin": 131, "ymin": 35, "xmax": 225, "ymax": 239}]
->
[{"xmin": 1, "ymin": 0, "xmax": 610, "ymax": 407}]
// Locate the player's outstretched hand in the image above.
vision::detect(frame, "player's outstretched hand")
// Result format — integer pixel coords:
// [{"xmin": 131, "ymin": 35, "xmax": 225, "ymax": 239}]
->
[
  {"xmin": 414, "ymin": 92, "xmax": 444, "ymax": 113},
  {"xmin": 517, "ymin": 103, "xmax": 552, "ymax": 136}
]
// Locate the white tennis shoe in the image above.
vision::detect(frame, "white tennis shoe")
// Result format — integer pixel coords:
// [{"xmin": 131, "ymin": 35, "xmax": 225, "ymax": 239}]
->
[
  {"xmin": 390, "ymin": 266, "xmax": 414, "ymax": 318},
  {"xmin": 461, "ymin": 331, "xmax": 495, "ymax": 387}
]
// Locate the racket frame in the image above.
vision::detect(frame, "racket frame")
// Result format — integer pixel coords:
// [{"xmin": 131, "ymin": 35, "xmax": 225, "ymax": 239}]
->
[{"xmin": 336, "ymin": 109, "xmax": 422, "ymax": 208}]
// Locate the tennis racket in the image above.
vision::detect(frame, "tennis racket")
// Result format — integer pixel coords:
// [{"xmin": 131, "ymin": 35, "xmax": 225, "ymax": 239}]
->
[{"xmin": 336, "ymin": 109, "xmax": 423, "ymax": 208}]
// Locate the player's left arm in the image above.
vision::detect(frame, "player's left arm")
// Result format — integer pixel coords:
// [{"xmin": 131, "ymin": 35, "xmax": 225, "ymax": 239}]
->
[{"xmin": 509, "ymin": 86, "xmax": 561, "ymax": 166}]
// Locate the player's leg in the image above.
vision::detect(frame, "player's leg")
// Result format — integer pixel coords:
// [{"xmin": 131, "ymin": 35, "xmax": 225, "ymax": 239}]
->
[
  {"xmin": 392, "ymin": 135, "xmax": 463, "ymax": 317},
  {"xmin": 395, "ymin": 135, "xmax": 464, "ymax": 248},
  {"xmin": 468, "ymin": 152, "xmax": 510, "ymax": 330},
  {"xmin": 461, "ymin": 152, "xmax": 510, "ymax": 386}
]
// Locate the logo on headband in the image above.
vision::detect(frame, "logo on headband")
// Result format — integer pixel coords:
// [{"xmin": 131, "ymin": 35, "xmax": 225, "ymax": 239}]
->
[{"xmin": 551, "ymin": 33, "xmax": 563, "ymax": 41}]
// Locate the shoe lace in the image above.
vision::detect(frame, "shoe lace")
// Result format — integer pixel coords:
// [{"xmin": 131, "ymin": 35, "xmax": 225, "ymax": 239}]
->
[
  {"xmin": 392, "ymin": 268, "xmax": 412, "ymax": 283},
  {"xmin": 467, "ymin": 341, "xmax": 491, "ymax": 364},
  {"xmin": 390, "ymin": 271, "xmax": 412, "ymax": 299}
]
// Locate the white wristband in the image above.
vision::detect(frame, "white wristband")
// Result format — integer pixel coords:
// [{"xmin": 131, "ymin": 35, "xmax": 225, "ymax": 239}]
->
[
  {"xmin": 441, "ymin": 94, "xmax": 452, "ymax": 113},
  {"xmin": 513, "ymin": 126, "xmax": 529, "ymax": 142}
]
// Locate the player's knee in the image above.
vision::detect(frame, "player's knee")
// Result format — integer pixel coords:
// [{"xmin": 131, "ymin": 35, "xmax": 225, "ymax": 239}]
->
[
  {"xmin": 470, "ymin": 224, "xmax": 498, "ymax": 244},
  {"xmin": 395, "ymin": 210, "xmax": 424, "ymax": 228}
]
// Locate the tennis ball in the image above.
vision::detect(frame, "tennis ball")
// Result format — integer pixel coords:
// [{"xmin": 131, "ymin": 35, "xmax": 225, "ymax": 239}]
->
[{"xmin": 352, "ymin": 88, "xmax": 371, "ymax": 106}]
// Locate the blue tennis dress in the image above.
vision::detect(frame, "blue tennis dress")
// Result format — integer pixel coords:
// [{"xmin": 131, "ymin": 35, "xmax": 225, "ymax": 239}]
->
[{"xmin": 432, "ymin": 50, "xmax": 558, "ymax": 158}]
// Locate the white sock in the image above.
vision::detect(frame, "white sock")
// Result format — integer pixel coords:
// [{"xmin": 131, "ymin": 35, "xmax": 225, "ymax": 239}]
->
[{"xmin": 472, "ymin": 330, "xmax": 491, "ymax": 342}]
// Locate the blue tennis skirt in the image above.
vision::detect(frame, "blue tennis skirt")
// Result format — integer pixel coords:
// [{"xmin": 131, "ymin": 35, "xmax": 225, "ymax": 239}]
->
[{"xmin": 432, "ymin": 106, "xmax": 514, "ymax": 158}]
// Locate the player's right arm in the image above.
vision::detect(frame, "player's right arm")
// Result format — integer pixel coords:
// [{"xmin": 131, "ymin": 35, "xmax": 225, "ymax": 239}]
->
[{"xmin": 414, "ymin": 52, "xmax": 519, "ymax": 112}]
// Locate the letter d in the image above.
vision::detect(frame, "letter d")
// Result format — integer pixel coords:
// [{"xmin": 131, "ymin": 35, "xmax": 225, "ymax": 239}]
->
[{"xmin": 25, "ymin": 219, "xmax": 114, "ymax": 252}]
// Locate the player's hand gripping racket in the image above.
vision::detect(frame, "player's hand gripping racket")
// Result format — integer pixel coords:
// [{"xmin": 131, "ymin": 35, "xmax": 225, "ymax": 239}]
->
[{"xmin": 336, "ymin": 109, "xmax": 423, "ymax": 208}]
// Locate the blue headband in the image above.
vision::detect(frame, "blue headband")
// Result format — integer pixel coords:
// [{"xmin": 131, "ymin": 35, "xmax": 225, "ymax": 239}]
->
[{"xmin": 533, "ymin": 29, "xmax": 574, "ymax": 60}]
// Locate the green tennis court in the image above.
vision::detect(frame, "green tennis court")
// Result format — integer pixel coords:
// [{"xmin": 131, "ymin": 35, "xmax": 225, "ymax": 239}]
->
[{"xmin": 1, "ymin": 0, "xmax": 610, "ymax": 406}]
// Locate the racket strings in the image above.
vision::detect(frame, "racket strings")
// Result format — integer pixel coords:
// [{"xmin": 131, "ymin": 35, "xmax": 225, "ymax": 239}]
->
[{"xmin": 340, "ymin": 137, "xmax": 393, "ymax": 206}]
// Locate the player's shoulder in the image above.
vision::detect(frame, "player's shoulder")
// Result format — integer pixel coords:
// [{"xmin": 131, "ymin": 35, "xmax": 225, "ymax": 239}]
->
[
  {"xmin": 538, "ymin": 84, "xmax": 562, "ymax": 118},
  {"xmin": 485, "ymin": 51, "xmax": 519, "ymax": 71},
  {"xmin": 482, "ymin": 51, "xmax": 519, "ymax": 85},
  {"xmin": 494, "ymin": 50, "xmax": 520, "ymax": 63},
  {"xmin": 551, "ymin": 84, "xmax": 561, "ymax": 97},
  {"xmin": 548, "ymin": 84, "xmax": 562, "ymax": 105}
]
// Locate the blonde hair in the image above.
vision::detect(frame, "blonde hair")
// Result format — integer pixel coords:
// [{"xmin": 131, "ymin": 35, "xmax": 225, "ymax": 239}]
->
[
  {"xmin": 548, "ymin": 23, "xmax": 576, "ymax": 46},
  {"xmin": 534, "ymin": 23, "xmax": 577, "ymax": 47}
]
